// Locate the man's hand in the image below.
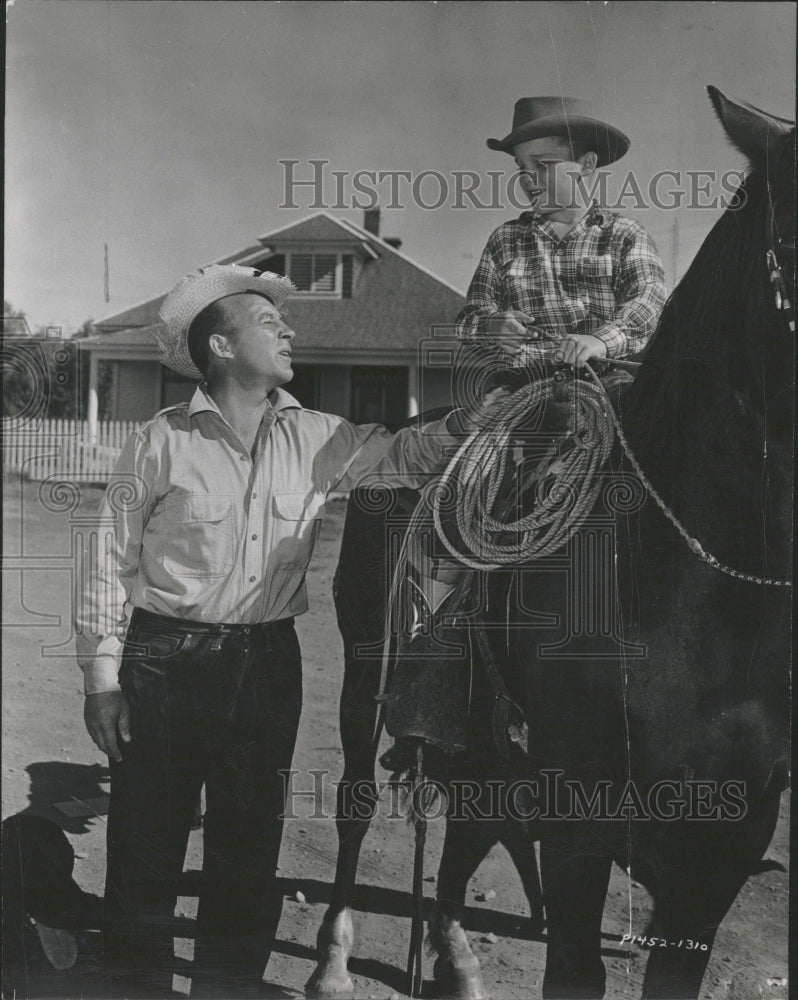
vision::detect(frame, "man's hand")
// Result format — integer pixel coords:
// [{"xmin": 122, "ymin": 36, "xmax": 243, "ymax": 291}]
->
[
  {"xmin": 458, "ymin": 386, "xmax": 514, "ymax": 432},
  {"xmin": 559, "ymin": 334, "xmax": 608, "ymax": 368},
  {"xmin": 483, "ymin": 310, "xmax": 538, "ymax": 355},
  {"xmin": 85, "ymin": 691, "xmax": 131, "ymax": 762}
]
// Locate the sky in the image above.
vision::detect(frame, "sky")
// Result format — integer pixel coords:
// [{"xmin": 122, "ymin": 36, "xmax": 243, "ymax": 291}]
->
[{"xmin": 5, "ymin": 1, "xmax": 796, "ymax": 333}]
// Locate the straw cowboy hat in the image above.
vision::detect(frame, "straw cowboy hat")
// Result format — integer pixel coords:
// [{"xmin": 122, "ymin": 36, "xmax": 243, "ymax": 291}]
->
[
  {"xmin": 156, "ymin": 265, "xmax": 296, "ymax": 379},
  {"xmin": 487, "ymin": 96, "xmax": 630, "ymax": 167}
]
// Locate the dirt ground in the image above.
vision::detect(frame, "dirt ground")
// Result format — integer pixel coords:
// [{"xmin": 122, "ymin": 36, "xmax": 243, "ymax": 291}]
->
[{"xmin": 2, "ymin": 478, "xmax": 789, "ymax": 1000}]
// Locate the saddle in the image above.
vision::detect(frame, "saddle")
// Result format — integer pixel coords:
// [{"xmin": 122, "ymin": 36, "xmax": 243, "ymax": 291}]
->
[
  {"xmin": 381, "ymin": 356, "xmax": 641, "ymax": 768},
  {"xmin": 381, "ymin": 568, "xmax": 527, "ymax": 764}
]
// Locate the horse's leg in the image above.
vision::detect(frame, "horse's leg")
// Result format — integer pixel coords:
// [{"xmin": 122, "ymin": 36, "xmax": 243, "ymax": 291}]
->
[
  {"xmin": 306, "ymin": 655, "xmax": 381, "ymax": 998},
  {"xmin": 499, "ymin": 820, "xmax": 545, "ymax": 934},
  {"xmin": 540, "ymin": 829, "xmax": 613, "ymax": 999},
  {"xmin": 428, "ymin": 808, "xmax": 497, "ymax": 1000},
  {"xmin": 642, "ymin": 788, "xmax": 783, "ymax": 1000},
  {"xmin": 640, "ymin": 871, "xmax": 734, "ymax": 1000}
]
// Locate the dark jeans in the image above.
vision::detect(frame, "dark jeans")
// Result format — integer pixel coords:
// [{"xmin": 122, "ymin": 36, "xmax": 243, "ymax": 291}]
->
[{"xmin": 104, "ymin": 608, "xmax": 302, "ymax": 991}]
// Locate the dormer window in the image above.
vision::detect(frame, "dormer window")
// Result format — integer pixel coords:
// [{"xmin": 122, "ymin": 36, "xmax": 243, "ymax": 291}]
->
[{"xmin": 285, "ymin": 252, "xmax": 354, "ymax": 298}]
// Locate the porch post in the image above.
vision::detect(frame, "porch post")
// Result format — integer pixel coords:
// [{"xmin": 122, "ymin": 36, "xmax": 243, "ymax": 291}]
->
[
  {"xmin": 407, "ymin": 361, "xmax": 419, "ymax": 417},
  {"xmin": 87, "ymin": 353, "xmax": 99, "ymax": 445}
]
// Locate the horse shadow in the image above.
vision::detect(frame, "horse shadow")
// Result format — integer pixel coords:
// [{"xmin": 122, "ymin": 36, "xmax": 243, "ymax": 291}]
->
[{"xmin": 271, "ymin": 876, "xmax": 631, "ymax": 984}]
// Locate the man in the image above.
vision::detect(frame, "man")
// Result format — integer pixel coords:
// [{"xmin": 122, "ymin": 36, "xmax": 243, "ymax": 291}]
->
[
  {"xmin": 456, "ymin": 96, "xmax": 666, "ymax": 367},
  {"xmin": 75, "ymin": 265, "xmax": 491, "ymax": 995}
]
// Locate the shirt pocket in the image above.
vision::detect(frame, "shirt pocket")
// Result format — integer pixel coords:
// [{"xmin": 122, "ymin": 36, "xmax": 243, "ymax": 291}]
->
[
  {"xmin": 271, "ymin": 491, "xmax": 326, "ymax": 571},
  {"xmin": 576, "ymin": 254, "xmax": 616, "ymax": 312},
  {"xmin": 158, "ymin": 494, "xmax": 235, "ymax": 578}
]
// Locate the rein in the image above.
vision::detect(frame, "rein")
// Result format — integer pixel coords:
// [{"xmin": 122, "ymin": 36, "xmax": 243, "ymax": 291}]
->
[{"xmin": 585, "ymin": 366, "xmax": 792, "ymax": 589}]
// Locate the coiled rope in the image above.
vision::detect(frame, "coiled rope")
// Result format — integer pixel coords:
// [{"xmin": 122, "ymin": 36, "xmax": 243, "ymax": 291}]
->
[
  {"xmin": 431, "ymin": 373, "xmax": 615, "ymax": 570},
  {"xmin": 428, "ymin": 366, "xmax": 792, "ymax": 588}
]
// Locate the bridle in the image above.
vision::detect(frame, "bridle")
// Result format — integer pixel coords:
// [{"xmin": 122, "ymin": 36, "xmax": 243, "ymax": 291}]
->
[{"xmin": 765, "ymin": 193, "xmax": 795, "ymax": 334}]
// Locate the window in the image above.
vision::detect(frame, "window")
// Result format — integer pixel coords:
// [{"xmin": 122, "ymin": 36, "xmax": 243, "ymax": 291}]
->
[
  {"xmin": 288, "ymin": 254, "xmax": 341, "ymax": 295},
  {"xmin": 350, "ymin": 365, "xmax": 408, "ymax": 427}
]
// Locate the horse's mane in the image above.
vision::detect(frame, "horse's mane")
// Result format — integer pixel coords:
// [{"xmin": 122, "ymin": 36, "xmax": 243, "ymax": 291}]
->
[{"xmin": 619, "ymin": 164, "xmax": 781, "ymax": 489}]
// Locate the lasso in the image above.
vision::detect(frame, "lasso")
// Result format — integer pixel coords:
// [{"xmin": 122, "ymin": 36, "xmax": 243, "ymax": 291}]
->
[
  {"xmin": 431, "ymin": 372, "xmax": 615, "ymax": 570},
  {"xmin": 429, "ymin": 365, "xmax": 792, "ymax": 588}
]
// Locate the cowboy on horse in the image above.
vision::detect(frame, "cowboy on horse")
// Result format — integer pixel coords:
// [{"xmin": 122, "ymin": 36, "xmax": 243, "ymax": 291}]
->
[{"xmin": 383, "ymin": 95, "xmax": 667, "ymax": 753}]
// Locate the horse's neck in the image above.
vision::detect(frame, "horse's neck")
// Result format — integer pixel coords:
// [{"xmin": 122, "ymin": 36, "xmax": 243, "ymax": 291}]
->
[{"xmin": 622, "ymin": 371, "xmax": 791, "ymax": 579}]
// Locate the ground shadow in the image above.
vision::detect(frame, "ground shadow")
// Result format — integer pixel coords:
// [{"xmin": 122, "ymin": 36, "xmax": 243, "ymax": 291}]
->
[
  {"xmin": 272, "ymin": 875, "xmax": 630, "ymax": 949},
  {"xmin": 2, "ymin": 809, "xmax": 629, "ymax": 999},
  {"xmin": 23, "ymin": 760, "xmax": 110, "ymax": 834}
]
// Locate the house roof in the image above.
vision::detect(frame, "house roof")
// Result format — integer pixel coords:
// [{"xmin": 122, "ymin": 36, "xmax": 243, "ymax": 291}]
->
[
  {"xmin": 256, "ymin": 212, "xmax": 367, "ymax": 244},
  {"xmin": 89, "ymin": 212, "xmax": 465, "ymax": 354}
]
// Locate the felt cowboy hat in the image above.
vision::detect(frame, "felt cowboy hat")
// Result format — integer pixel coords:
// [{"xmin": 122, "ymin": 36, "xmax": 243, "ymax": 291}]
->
[
  {"xmin": 487, "ymin": 97, "xmax": 630, "ymax": 167},
  {"xmin": 156, "ymin": 264, "xmax": 296, "ymax": 379}
]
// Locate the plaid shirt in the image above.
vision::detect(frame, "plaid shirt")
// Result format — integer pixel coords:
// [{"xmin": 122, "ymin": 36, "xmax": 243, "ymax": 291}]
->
[{"xmin": 455, "ymin": 205, "xmax": 667, "ymax": 361}]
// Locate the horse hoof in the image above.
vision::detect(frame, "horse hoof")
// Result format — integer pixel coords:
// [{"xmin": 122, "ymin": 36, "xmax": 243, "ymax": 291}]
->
[
  {"xmin": 306, "ymin": 910, "xmax": 355, "ymax": 998},
  {"xmin": 305, "ymin": 967, "xmax": 355, "ymax": 999},
  {"xmin": 432, "ymin": 956, "xmax": 488, "ymax": 1000}
]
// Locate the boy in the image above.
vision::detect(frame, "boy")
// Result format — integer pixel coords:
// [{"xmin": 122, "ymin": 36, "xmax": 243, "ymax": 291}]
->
[
  {"xmin": 456, "ymin": 96, "xmax": 666, "ymax": 367},
  {"xmin": 400, "ymin": 98, "xmax": 667, "ymax": 623}
]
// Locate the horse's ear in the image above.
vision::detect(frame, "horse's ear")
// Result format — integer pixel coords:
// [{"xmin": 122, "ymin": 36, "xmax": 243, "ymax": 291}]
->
[{"xmin": 707, "ymin": 85, "xmax": 792, "ymax": 166}]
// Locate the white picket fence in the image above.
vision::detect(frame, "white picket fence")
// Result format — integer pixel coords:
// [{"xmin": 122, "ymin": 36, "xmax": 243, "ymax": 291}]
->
[{"xmin": 2, "ymin": 419, "xmax": 140, "ymax": 481}]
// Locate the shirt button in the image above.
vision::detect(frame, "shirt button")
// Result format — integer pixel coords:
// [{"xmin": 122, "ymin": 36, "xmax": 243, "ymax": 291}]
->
[
  {"xmin": 252, "ymin": 492, "xmax": 258, "ymax": 499},
  {"xmin": 252, "ymin": 534, "xmax": 258, "ymax": 541},
  {"xmin": 249, "ymin": 575, "xmax": 256, "ymax": 583},
  {"xmin": 240, "ymin": 455, "xmax": 247, "ymax": 462}
]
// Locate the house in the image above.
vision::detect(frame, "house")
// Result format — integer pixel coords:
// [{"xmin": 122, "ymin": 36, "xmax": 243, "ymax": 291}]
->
[{"xmin": 81, "ymin": 210, "xmax": 466, "ymax": 439}]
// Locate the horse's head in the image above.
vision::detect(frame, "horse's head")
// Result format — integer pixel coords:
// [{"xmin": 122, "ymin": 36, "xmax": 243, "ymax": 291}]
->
[
  {"xmin": 625, "ymin": 87, "xmax": 794, "ymax": 466},
  {"xmin": 708, "ymin": 85, "xmax": 795, "ymax": 321}
]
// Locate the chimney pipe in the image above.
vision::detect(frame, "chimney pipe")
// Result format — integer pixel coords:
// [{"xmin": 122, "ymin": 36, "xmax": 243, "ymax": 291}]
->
[{"xmin": 363, "ymin": 208, "xmax": 380, "ymax": 236}]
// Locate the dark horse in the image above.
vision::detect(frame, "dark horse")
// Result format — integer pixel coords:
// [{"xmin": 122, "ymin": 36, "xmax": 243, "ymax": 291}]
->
[
  {"xmin": 305, "ymin": 476, "xmax": 545, "ymax": 999},
  {"xmin": 471, "ymin": 87, "xmax": 791, "ymax": 999}
]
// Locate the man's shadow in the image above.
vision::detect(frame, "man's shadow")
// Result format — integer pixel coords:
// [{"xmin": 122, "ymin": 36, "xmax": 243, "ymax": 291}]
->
[
  {"xmin": 22, "ymin": 760, "xmax": 111, "ymax": 833},
  {"xmin": 1, "ymin": 762, "xmax": 109, "ymax": 997}
]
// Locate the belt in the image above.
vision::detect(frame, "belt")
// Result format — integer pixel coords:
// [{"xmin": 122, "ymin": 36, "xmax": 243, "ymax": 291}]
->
[{"xmin": 129, "ymin": 607, "xmax": 295, "ymax": 637}]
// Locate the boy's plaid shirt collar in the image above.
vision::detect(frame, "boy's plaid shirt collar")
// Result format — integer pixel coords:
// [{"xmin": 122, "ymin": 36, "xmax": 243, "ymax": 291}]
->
[{"xmin": 519, "ymin": 201, "xmax": 609, "ymax": 239}]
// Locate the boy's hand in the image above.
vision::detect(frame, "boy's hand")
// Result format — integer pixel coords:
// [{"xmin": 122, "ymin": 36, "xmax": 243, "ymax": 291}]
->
[
  {"xmin": 483, "ymin": 310, "xmax": 538, "ymax": 355},
  {"xmin": 85, "ymin": 691, "xmax": 131, "ymax": 762},
  {"xmin": 559, "ymin": 334, "xmax": 608, "ymax": 368}
]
